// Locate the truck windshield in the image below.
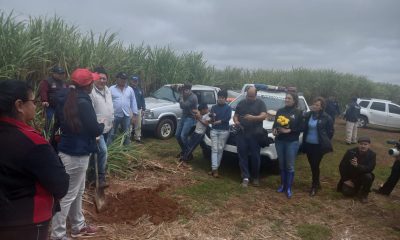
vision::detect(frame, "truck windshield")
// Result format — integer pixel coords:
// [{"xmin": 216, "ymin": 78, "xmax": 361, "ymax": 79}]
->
[{"xmin": 150, "ymin": 86, "xmax": 180, "ymax": 102}]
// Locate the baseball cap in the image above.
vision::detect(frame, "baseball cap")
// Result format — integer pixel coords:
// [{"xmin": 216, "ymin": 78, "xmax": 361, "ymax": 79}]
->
[
  {"xmin": 71, "ymin": 68, "xmax": 99, "ymax": 86},
  {"xmin": 51, "ymin": 66, "xmax": 66, "ymax": 74},
  {"xmin": 131, "ymin": 75, "xmax": 140, "ymax": 81},
  {"xmin": 116, "ymin": 72, "xmax": 128, "ymax": 79}
]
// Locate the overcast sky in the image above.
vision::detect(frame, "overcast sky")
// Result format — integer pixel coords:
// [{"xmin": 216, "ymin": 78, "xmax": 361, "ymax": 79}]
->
[{"xmin": 1, "ymin": 0, "xmax": 399, "ymax": 85}]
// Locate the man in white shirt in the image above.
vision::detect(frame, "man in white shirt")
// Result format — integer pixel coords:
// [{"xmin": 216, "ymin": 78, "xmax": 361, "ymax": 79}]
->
[
  {"xmin": 109, "ymin": 72, "xmax": 138, "ymax": 145},
  {"xmin": 89, "ymin": 66, "xmax": 114, "ymax": 188}
]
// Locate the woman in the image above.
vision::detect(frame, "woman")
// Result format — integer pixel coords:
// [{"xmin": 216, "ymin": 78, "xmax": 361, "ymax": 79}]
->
[
  {"xmin": 302, "ymin": 97, "xmax": 334, "ymax": 196},
  {"xmin": 0, "ymin": 80, "xmax": 69, "ymax": 240},
  {"xmin": 273, "ymin": 92, "xmax": 304, "ymax": 198},
  {"xmin": 209, "ymin": 90, "xmax": 232, "ymax": 177},
  {"xmin": 50, "ymin": 69, "xmax": 104, "ymax": 240}
]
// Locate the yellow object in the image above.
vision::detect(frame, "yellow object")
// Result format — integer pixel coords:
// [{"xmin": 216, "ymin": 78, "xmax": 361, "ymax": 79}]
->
[{"xmin": 277, "ymin": 115, "xmax": 290, "ymax": 127}]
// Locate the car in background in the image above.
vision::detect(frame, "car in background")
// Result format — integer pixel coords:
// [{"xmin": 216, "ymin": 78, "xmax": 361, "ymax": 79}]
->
[
  {"xmin": 227, "ymin": 90, "xmax": 240, "ymax": 103},
  {"xmin": 202, "ymin": 84, "xmax": 310, "ymax": 162},
  {"xmin": 357, "ymin": 98, "xmax": 400, "ymax": 129},
  {"xmin": 142, "ymin": 84, "xmax": 220, "ymax": 139}
]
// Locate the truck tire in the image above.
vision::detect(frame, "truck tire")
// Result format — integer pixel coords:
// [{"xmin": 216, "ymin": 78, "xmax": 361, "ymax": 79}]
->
[
  {"xmin": 357, "ymin": 116, "xmax": 368, "ymax": 128},
  {"xmin": 156, "ymin": 118, "xmax": 175, "ymax": 140}
]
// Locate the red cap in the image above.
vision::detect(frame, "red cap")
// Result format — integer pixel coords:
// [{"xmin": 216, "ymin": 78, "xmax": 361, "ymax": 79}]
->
[{"xmin": 71, "ymin": 68, "xmax": 99, "ymax": 86}]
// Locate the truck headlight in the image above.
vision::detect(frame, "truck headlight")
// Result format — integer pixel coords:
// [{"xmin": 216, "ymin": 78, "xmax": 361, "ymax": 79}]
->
[{"xmin": 144, "ymin": 110, "xmax": 155, "ymax": 119}]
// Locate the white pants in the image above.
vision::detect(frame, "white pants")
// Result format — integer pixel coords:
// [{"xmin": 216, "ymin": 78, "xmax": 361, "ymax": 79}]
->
[
  {"xmin": 133, "ymin": 110, "xmax": 142, "ymax": 140},
  {"xmin": 50, "ymin": 152, "xmax": 90, "ymax": 239},
  {"xmin": 345, "ymin": 121, "xmax": 358, "ymax": 143}
]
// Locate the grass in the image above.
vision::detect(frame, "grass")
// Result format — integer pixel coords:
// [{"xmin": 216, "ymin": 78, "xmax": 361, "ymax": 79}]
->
[{"xmin": 296, "ymin": 224, "xmax": 332, "ymax": 240}]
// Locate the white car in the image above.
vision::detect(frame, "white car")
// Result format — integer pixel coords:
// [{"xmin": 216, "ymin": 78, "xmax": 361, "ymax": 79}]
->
[
  {"xmin": 357, "ymin": 98, "xmax": 400, "ymax": 129},
  {"xmin": 202, "ymin": 85, "xmax": 310, "ymax": 162}
]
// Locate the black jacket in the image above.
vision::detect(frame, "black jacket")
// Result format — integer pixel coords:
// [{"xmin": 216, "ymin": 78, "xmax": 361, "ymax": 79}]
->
[
  {"xmin": 344, "ymin": 101, "xmax": 361, "ymax": 122},
  {"xmin": 56, "ymin": 88, "xmax": 104, "ymax": 155},
  {"xmin": 273, "ymin": 106, "xmax": 304, "ymax": 142},
  {"xmin": 0, "ymin": 117, "xmax": 69, "ymax": 227},
  {"xmin": 339, "ymin": 147, "xmax": 376, "ymax": 180},
  {"xmin": 302, "ymin": 111, "xmax": 334, "ymax": 154}
]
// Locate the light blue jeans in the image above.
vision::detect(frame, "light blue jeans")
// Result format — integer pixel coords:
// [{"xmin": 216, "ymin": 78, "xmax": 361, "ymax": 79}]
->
[
  {"xmin": 210, "ymin": 129, "xmax": 230, "ymax": 170},
  {"xmin": 50, "ymin": 152, "xmax": 90, "ymax": 239},
  {"xmin": 275, "ymin": 140, "xmax": 300, "ymax": 172},
  {"xmin": 175, "ymin": 116, "xmax": 196, "ymax": 153}
]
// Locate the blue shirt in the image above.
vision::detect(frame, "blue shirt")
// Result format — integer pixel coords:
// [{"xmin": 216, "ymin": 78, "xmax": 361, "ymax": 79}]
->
[
  {"xmin": 306, "ymin": 117, "xmax": 319, "ymax": 144},
  {"xmin": 110, "ymin": 85, "xmax": 138, "ymax": 118},
  {"xmin": 211, "ymin": 103, "xmax": 232, "ymax": 131}
]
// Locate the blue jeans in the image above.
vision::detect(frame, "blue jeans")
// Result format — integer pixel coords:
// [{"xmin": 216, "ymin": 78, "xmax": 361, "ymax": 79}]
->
[
  {"xmin": 237, "ymin": 134, "xmax": 261, "ymax": 180},
  {"xmin": 175, "ymin": 116, "xmax": 196, "ymax": 152},
  {"xmin": 97, "ymin": 134, "xmax": 108, "ymax": 182},
  {"xmin": 182, "ymin": 132, "xmax": 204, "ymax": 162},
  {"xmin": 111, "ymin": 115, "xmax": 131, "ymax": 145},
  {"xmin": 275, "ymin": 140, "xmax": 299, "ymax": 172},
  {"xmin": 210, "ymin": 129, "xmax": 230, "ymax": 170},
  {"xmin": 44, "ymin": 107, "xmax": 55, "ymax": 133}
]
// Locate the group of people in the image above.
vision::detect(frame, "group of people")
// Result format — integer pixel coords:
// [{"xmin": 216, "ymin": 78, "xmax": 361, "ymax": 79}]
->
[
  {"xmin": 174, "ymin": 85, "xmax": 398, "ymax": 204},
  {"xmin": 1, "ymin": 70, "xmax": 399, "ymax": 239},
  {"xmin": 0, "ymin": 66, "xmax": 146, "ymax": 240},
  {"xmin": 175, "ymin": 84, "xmax": 232, "ymax": 179}
]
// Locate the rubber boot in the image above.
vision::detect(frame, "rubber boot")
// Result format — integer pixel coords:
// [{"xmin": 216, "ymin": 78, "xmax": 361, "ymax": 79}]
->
[
  {"xmin": 286, "ymin": 171, "xmax": 295, "ymax": 199},
  {"xmin": 277, "ymin": 170, "xmax": 286, "ymax": 193}
]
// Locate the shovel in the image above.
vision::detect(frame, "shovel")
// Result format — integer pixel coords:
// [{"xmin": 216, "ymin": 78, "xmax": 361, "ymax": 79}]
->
[{"xmin": 93, "ymin": 151, "xmax": 106, "ymax": 212}]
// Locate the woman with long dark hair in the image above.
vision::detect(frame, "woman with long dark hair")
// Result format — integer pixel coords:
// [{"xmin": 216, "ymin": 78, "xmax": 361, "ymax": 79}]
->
[
  {"xmin": 302, "ymin": 97, "xmax": 334, "ymax": 196},
  {"xmin": 0, "ymin": 80, "xmax": 69, "ymax": 240},
  {"xmin": 272, "ymin": 92, "xmax": 304, "ymax": 198},
  {"xmin": 50, "ymin": 69, "xmax": 104, "ymax": 240}
]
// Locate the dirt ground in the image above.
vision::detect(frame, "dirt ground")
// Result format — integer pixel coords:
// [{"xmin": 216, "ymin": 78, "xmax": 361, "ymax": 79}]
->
[{"xmin": 80, "ymin": 120, "xmax": 400, "ymax": 240}]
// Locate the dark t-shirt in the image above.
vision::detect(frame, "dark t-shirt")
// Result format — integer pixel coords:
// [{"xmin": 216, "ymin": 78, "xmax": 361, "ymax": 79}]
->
[{"xmin": 235, "ymin": 98, "xmax": 267, "ymax": 136}]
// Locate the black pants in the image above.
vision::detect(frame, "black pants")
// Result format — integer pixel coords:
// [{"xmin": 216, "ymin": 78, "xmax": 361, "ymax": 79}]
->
[
  {"xmin": 305, "ymin": 143, "xmax": 324, "ymax": 188},
  {"xmin": 0, "ymin": 220, "xmax": 49, "ymax": 240},
  {"xmin": 379, "ymin": 160, "xmax": 400, "ymax": 195},
  {"xmin": 338, "ymin": 173, "xmax": 375, "ymax": 197}
]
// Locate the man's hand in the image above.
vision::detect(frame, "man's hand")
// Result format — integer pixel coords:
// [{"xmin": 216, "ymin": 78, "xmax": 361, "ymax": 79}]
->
[
  {"xmin": 243, "ymin": 114, "xmax": 254, "ymax": 121},
  {"xmin": 131, "ymin": 115, "xmax": 138, "ymax": 125},
  {"xmin": 351, "ymin": 157, "xmax": 358, "ymax": 167},
  {"xmin": 42, "ymin": 101, "xmax": 49, "ymax": 107}
]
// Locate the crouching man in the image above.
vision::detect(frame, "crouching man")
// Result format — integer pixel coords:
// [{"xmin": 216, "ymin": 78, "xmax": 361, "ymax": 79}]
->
[{"xmin": 337, "ymin": 136, "xmax": 376, "ymax": 203}]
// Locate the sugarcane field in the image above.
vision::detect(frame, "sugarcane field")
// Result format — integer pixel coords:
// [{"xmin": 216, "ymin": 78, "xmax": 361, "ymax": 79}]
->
[{"xmin": 1, "ymin": 2, "xmax": 400, "ymax": 240}]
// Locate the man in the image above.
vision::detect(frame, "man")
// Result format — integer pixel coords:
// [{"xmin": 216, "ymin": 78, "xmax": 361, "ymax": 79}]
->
[
  {"xmin": 38, "ymin": 66, "xmax": 67, "ymax": 133},
  {"xmin": 337, "ymin": 136, "xmax": 376, "ymax": 203},
  {"xmin": 175, "ymin": 84, "xmax": 198, "ymax": 157},
  {"xmin": 375, "ymin": 143, "xmax": 400, "ymax": 196},
  {"xmin": 325, "ymin": 96, "xmax": 340, "ymax": 124},
  {"xmin": 109, "ymin": 72, "xmax": 138, "ymax": 145},
  {"xmin": 89, "ymin": 66, "xmax": 114, "ymax": 188},
  {"xmin": 130, "ymin": 75, "xmax": 146, "ymax": 144},
  {"xmin": 344, "ymin": 97, "xmax": 361, "ymax": 145},
  {"xmin": 233, "ymin": 86, "xmax": 267, "ymax": 187}
]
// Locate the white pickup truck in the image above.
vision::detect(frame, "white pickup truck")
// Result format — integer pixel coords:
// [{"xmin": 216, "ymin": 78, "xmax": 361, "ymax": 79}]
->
[{"xmin": 142, "ymin": 84, "xmax": 220, "ymax": 139}]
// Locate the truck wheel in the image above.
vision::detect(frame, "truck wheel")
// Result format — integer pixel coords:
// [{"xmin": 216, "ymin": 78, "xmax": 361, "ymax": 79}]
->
[
  {"xmin": 357, "ymin": 116, "xmax": 368, "ymax": 128},
  {"xmin": 156, "ymin": 118, "xmax": 175, "ymax": 139}
]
